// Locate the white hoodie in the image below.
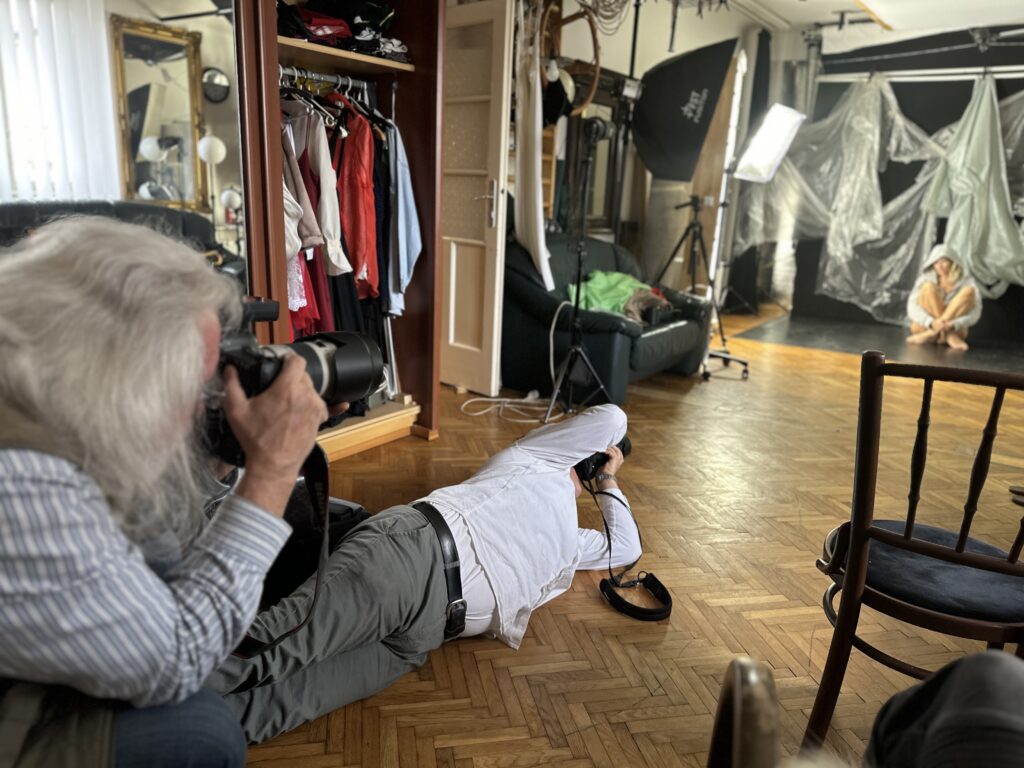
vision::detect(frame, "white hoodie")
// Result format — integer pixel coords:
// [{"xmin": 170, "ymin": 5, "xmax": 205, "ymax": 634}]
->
[{"xmin": 906, "ymin": 244, "xmax": 983, "ymax": 332}]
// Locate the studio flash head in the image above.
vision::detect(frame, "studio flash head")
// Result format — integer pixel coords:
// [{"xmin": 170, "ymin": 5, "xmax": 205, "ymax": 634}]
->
[{"xmin": 583, "ymin": 116, "xmax": 616, "ymax": 142}]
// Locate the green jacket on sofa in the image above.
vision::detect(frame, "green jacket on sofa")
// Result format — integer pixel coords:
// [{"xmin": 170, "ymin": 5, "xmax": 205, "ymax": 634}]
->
[{"xmin": 502, "ymin": 233, "xmax": 711, "ymax": 406}]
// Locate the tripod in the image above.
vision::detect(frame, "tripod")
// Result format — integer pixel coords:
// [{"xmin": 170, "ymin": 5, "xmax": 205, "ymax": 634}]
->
[
  {"xmin": 544, "ymin": 119, "xmax": 613, "ymax": 422},
  {"xmin": 718, "ymin": 250, "xmax": 759, "ymax": 315},
  {"xmin": 652, "ymin": 195, "xmax": 749, "ymax": 381}
]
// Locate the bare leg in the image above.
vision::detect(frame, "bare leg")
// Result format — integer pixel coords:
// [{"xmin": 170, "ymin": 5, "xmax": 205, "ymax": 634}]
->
[
  {"xmin": 908, "ymin": 283, "xmax": 945, "ymax": 344},
  {"xmin": 919, "ymin": 281, "xmax": 946, "ymax": 318},
  {"xmin": 946, "ymin": 332, "xmax": 969, "ymax": 351},
  {"xmin": 940, "ymin": 286, "xmax": 976, "ymax": 351},
  {"xmin": 907, "ymin": 323, "xmax": 938, "ymax": 345}
]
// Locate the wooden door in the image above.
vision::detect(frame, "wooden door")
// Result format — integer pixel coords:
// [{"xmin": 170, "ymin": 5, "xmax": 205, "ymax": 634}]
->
[{"xmin": 439, "ymin": 0, "xmax": 513, "ymax": 397}]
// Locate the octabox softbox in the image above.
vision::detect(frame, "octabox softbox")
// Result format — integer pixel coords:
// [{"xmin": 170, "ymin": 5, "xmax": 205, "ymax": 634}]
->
[{"xmin": 634, "ymin": 38, "xmax": 738, "ymax": 182}]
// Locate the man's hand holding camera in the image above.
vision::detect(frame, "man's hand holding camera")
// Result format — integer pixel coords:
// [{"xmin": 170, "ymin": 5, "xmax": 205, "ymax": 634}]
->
[
  {"xmin": 225, "ymin": 355, "xmax": 336, "ymax": 518},
  {"xmin": 596, "ymin": 444, "xmax": 625, "ymax": 491}
]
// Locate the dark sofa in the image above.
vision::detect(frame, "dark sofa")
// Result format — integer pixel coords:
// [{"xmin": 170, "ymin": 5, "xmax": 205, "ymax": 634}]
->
[
  {"xmin": 502, "ymin": 232, "xmax": 711, "ymax": 406},
  {"xmin": 0, "ymin": 200, "xmax": 245, "ymax": 282}
]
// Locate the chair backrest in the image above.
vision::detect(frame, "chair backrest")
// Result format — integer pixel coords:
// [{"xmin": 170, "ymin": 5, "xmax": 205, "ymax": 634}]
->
[
  {"xmin": 706, "ymin": 657, "xmax": 778, "ymax": 768},
  {"xmin": 0, "ymin": 201, "xmax": 216, "ymax": 251},
  {"xmin": 849, "ymin": 351, "xmax": 1024, "ymax": 578},
  {"xmin": 505, "ymin": 232, "xmax": 642, "ymax": 292}
]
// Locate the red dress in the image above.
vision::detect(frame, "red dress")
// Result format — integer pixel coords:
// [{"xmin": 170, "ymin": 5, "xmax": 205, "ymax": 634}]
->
[
  {"xmin": 328, "ymin": 93, "xmax": 379, "ymax": 299},
  {"xmin": 297, "ymin": 146, "xmax": 336, "ymax": 333}
]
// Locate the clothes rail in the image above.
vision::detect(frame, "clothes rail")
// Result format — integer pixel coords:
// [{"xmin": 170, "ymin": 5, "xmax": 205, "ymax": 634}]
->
[
  {"xmin": 278, "ymin": 65, "xmax": 369, "ymax": 91},
  {"xmin": 818, "ymin": 64, "xmax": 1024, "ymax": 83}
]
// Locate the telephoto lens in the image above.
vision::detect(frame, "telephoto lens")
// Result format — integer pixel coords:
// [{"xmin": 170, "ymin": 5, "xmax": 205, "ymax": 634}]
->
[
  {"xmin": 207, "ymin": 330, "xmax": 385, "ymax": 465},
  {"xmin": 269, "ymin": 332, "xmax": 384, "ymax": 405},
  {"xmin": 219, "ymin": 331, "xmax": 384, "ymax": 407}
]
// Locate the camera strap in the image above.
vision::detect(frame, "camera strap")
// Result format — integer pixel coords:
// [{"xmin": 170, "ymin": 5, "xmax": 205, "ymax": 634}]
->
[
  {"xmin": 599, "ymin": 571, "xmax": 673, "ymax": 622},
  {"xmin": 588, "ymin": 487, "xmax": 672, "ymax": 622},
  {"xmin": 231, "ymin": 444, "xmax": 331, "ymax": 660}
]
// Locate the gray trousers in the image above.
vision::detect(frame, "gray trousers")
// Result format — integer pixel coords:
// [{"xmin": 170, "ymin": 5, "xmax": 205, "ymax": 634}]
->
[
  {"xmin": 865, "ymin": 651, "xmax": 1024, "ymax": 767},
  {"xmin": 207, "ymin": 506, "xmax": 449, "ymax": 744}
]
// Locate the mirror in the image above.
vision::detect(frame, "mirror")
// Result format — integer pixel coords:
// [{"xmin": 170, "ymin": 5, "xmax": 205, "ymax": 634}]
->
[
  {"xmin": 110, "ymin": 14, "xmax": 207, "ymax": 210},
  {"xmin": 202, "ymin": 67, "xmax": 231, "ymax": 104}
]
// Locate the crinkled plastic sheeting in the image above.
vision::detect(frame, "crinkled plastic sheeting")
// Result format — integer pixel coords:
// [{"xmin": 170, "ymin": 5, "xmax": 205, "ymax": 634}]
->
[
  {"xmin": 925, "ymin": 78, "xmax": 1024, "ymax": 298},
  {"xmin": 735, "ymin": 75, "xmax": 1024, "ymax": 324},
  {"xmin": 1004, "ymin": 89, "xmax": 1024, "ymax": 218}
]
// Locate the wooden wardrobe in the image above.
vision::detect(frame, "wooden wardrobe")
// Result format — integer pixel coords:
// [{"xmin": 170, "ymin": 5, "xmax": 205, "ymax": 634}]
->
[{"xmin": 233, "ymin": 1, "xmax": 444, "ymax": 458}]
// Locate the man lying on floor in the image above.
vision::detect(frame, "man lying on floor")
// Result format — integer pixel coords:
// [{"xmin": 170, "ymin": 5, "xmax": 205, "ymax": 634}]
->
[{"xmin": 207, "ymin": 404, "xmax": 640, "ymax": 743}]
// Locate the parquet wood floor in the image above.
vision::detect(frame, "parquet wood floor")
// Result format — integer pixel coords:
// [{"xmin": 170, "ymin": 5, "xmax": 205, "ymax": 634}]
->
[{"xmin": 248, "ymin": 309, "xmax": 1024, "ymax": 767}]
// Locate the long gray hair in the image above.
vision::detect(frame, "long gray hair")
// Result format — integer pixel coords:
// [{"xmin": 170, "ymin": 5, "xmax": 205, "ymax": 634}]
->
[{"xmin": 0, "ymin": 216, "xmax": 242, "ymax": 542}]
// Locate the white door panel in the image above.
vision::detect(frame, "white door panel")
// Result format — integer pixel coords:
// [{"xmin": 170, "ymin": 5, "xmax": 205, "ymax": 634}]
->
[{"xmin": 440, "ymin": 0, "xmax": 513, "ymax": 396}]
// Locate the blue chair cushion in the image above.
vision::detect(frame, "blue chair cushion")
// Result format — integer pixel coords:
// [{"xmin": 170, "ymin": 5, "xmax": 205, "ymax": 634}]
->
[{"xmin": 866, "ymin": 520, "xmax": 1024, "ymax": 624}]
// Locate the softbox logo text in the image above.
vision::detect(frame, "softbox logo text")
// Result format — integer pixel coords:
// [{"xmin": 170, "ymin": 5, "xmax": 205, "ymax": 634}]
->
[{"xmin": 681, "ymin": 89, "xmax": 709, "ymax": 124}]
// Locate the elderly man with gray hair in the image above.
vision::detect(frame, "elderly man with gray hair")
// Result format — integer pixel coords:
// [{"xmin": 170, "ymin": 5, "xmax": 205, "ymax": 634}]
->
[{"xmin": 0, "ymin": 217, "xmax": 331, "ymax": 767}]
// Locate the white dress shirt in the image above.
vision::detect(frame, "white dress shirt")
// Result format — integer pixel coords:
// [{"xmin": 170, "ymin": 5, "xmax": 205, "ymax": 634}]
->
[
  {"xmin": 420, "ymin": 405, "xmax": 639, "ymax": 649},
  {"xmin": 281, "ymin": 101, "xmax": 351, "ymax": 276}
]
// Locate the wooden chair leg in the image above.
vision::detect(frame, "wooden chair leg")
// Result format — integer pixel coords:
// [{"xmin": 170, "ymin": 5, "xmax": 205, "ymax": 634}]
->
[
  {"xmin": 1016, "ymin": 644, "xmax": 1024, "ymax": 659},
  {"xmin": 988, "ymin": 642, "xmax": 1005, "ymax": 651},
  {"xmin": 802, "ymin": 586, "xmax": 862, "ymax": 750}
]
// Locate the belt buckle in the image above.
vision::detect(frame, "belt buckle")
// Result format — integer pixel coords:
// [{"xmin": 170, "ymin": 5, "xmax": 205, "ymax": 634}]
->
[
  {"xmin": 445, "ymin": 598, "xmax": 467, "ymax": 638},
  {"xmin": 446, "ymin": 598, "xmax": 467, "ymax": 621}
]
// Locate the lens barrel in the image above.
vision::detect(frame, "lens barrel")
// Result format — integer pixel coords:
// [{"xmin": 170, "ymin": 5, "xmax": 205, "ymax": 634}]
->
[{"xmin": 293, "ymin": 331, "xmax": 385, "ymax": 405}]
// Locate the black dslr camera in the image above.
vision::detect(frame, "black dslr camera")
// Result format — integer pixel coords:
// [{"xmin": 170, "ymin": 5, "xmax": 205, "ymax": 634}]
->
[
  {"xmin": 206, "ymin": 300, "xmax": 385, "ymax": 465},
  {"xmin": 574, "ymin": 436, "xmax": 632, "ymax": 482}
]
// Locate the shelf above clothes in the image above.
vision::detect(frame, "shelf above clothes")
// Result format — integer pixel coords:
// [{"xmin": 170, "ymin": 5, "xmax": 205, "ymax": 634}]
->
[{"xmin": 278, "ymin": 37, "xmax": 415, "ymax": 76}]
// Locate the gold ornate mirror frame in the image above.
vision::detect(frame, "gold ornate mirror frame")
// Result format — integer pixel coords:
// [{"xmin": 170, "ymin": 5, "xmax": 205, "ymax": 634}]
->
[{"xmin": 110, "ymin": 14, "xmax": 207, "ymax": 211}]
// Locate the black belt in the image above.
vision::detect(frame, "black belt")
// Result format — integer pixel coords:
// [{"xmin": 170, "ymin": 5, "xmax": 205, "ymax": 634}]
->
[{"xmin": 412, "ymin": 501, "xmax": 466, "ymax": 640}]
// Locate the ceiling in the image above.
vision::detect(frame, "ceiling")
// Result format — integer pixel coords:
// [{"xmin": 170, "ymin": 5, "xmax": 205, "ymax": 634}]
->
[
  {"xmin": 735, "ymin": 0, "xmax": 862, "ymax": 28},
  {"xmin": 734, "ymin": 0, "xmax": 1024, "ymax": 30},
  {"xmin": 857, "ymin": 1, "xmax": 1024, "ymax": 31}
]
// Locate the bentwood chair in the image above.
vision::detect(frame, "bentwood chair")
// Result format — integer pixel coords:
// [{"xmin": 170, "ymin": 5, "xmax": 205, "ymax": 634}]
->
[
  {"xmin": 803, "ymin": 351, "xmax": 1024, "ymax": 748},
  {"xmin": 707, "ymin": 657, "xmax": 779, "ymax": 768}
]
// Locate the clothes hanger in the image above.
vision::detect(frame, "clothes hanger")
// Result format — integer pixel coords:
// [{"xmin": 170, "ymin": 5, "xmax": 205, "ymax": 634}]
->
[
  {"xmin": 313, "ymin": 91, "xmax": 350, "ymax": 138},
  {"xmin": 339, "ymin": 76, "xmax": 372, "ymax": 119},
  {"xmin": 280, "ymin": 68, "xmax": 338, "ymax": 128}
]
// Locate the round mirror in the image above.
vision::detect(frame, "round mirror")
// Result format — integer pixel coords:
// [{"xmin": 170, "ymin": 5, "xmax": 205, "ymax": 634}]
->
[{"xmin": 202, "ymin": 67, "xmax": 230, "ymax": 103}]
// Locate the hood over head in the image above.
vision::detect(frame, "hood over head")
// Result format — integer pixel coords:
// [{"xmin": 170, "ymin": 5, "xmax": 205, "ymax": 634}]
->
[{"xmin": 922, "ymin": 243, "xmax": 965, "ymax": 274}]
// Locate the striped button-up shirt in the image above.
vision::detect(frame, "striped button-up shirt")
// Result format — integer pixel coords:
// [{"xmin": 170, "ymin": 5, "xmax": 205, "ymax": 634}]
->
[{"xmin": 0, "ymin": 450, "xmax": 290, "ymax": 707}]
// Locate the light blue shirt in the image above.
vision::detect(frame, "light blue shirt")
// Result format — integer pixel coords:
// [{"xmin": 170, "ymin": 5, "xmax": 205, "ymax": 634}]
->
[
  {"xmin": 386, "ymin": 122, "xmax": 423, "ymax": 317},
  {"xmin": 0, "ymin": 450, "xmax": 291, "ymax": 707}
]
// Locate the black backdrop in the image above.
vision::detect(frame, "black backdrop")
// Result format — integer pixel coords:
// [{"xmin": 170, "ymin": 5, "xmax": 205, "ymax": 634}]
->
[{"xmin": 790, "ymin": 28, "xmax": 1024, "ymax": 342}]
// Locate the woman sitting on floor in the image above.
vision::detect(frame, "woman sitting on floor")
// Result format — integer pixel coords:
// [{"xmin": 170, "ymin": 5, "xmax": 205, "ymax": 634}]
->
[{"xmin": 906, "ymin": 244, "xmax": 982, "ymax": 351}]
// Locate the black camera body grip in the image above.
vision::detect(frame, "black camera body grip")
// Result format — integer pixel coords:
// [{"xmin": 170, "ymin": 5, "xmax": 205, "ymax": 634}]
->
[{"xmin": 573, "ymin": 435, "xmax": 632, "ymax": 481}]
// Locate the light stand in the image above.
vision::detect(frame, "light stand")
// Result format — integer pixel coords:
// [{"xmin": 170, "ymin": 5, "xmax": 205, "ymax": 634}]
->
[
  {"xmin": 717, "ymin": 196, "xmax": 759, "ymax": 317},
  {"xmin": 544, "ymin": 119, "xmax": 613, "ymax": 423},
  {"xmin": 651, "ymin": 195, "xmax": 749, "ymax": 380}
]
